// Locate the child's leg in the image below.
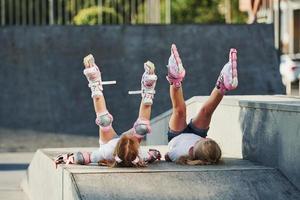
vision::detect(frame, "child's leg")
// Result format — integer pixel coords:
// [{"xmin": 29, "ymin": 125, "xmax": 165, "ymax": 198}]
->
[
  {"xmin": 125, "ymin": 61, "xmax": 157, "ymax": 139},
  {"xmin": 192, "ymin": 88, "xmax": 223, "ymax": 129},
  {"xmin": 83, "ymin": 55, "xmax": 117, "ymax": 144},
  {"xmin": 93, "ymin": 96, "xmax": 117, "ymax": 144},
  {"xmin": 192, "ymin": 48, "xmax": 238, "ymax": 130},
  {"xmin": 169, "ymin": 86, "xmax": 187, "ymax": 131},
  {"xmin": 167, "ymin": 44, "xmax": 187, "ymax": 132}
]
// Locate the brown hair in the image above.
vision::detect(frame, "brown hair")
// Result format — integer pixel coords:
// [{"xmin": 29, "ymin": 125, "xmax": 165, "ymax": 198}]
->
[
  {"xmin": 99, "ymin": 134, "xmax": 146, "ymax": 167},
  {"xmin": 176, "ymin": 138, "xmax": 222, "ymax": 165}
]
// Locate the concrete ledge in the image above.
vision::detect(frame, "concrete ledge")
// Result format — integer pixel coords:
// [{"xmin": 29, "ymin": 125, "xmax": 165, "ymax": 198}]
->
[
  {"xmin": 148, "ymin": 95, "xmax": 300, "ymax": 190},
  {"xmin": 22, "ymin": 147, "xmax": 300, "ymax": 200}
]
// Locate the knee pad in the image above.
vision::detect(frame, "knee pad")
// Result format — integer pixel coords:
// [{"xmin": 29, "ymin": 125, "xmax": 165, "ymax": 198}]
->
[
  {"xmin": 73, "ymin": 152, "xmax": 91, "ymax": 165},
  {"xmin": 95, "ymin": 111, "xmax": 113, "ymax": 132},
  {"xmin": 133, "ymin": 119, "xmax": 151, "ymax": 137}
]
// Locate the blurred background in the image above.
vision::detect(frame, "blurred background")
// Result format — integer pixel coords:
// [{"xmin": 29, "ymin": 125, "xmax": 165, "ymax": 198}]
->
[
  {"xmin": 0, "ymin": 0, "xmax": 299, "ymax": 54},
  {"xmin": 0, "ymin": 0, "xmax": 299, "ymax": 152}
]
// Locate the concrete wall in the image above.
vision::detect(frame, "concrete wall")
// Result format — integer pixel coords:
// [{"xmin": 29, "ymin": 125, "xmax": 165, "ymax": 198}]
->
[
  {"xmin": 0, "ymin": 25, "xmax": 284, "ymax": 138},
  {"xmin": 23, "ymin": 147, "xmax": 300, "ymax": 200},
  {"xmin": 239, "ymin": 100, "xmax": 300, "ymax": 190},
  {"xmin": 147, "ymin": 95, "xmax": 300, "ymax": 189}
]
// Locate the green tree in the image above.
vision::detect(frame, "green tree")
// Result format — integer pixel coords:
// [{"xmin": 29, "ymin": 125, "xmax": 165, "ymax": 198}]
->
[
  {"xmin": 229, "ymin": 0, "xmax": 248, "ymax": 23},
  {"xmin": 73, "ymin": 6, "xmax": 122, "ymax": 25},
  {"xmin": 171, "ymin": 0, "xmax": 247, "ymax": 24},
  {"xmin": 171, "ymin": 0, "xmax": 225, "ymax": 23}
]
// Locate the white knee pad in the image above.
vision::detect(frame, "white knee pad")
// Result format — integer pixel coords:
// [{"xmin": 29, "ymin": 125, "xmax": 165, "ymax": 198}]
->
[
  {"xmin": 95, "ymin": 111, "xmax": 113, "ymax": 132},
  {"xmin": 133, "ymin": 119, "xmax": 151, "ymax": 137}
]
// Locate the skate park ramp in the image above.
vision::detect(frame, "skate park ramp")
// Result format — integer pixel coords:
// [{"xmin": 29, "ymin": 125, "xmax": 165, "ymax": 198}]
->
[
  {"xmin": 148, "ymin": 95, "xmax": 300, "ymax": 192},
  {"xmin": 22, "ymin": 147, "xmax": 300, "ymax": 200},
  {"xmin": 0, "ymin": 24, "xmax": 285, "ymax": 151},
  {"xmin": 22, "ymin": 96, "xmax": 300, "ymax": 199}
]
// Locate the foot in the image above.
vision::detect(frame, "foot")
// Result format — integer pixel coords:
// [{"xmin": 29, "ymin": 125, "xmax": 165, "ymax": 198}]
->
[
  {"xmin": 166, "ymin": 44, "xmax": 186, "ymax": 88},
  {"xmin": 83, "ymin": 54, "xmax": 103, "ymax": 97},
  {"xmin": 141, "ymin": 61, "xmax": 157, "ymax": 105},
  {"xmin": 216, "ymin": 48, "xmax": 238, "ymax": 94}
]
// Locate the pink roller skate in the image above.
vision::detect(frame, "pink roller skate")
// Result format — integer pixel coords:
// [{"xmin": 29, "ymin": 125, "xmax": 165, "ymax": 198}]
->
[
  {"xmin": 216, "ymin": 48, "xmax": 238, "ymax": 94},
  {"xmin": 141, "ymin": 61, "xmax": 157, "ymax": 105},
  {"xmin": 166, "ymin": 44, "xmax": 186, "ymax": 88},
  {"xmin": 83, "ymin": 54, "xmax": 103, "ymax": 97}
]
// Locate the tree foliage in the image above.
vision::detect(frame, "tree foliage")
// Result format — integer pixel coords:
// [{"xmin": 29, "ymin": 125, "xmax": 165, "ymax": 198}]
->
[
  {"xmin": 171, "ymin": 0, "xmax": 247, "ymax": 24},
  {"xmin": 171, "ymin": 0, "xmax": 225, "ymax": 23},
  {"xmin": 72, "ymin": 0, "xmax": 247, "ymax": 25},
  {"xmin": 73, "ymin": 6, "xmax": 122, "ymax": 25}
]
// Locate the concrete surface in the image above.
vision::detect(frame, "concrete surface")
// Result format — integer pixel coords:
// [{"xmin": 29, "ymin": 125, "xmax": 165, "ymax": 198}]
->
[
  {"xmin": 0, "ymin": 25, "xmax": 284, "ymax": 149},
  {"xmin": 148, "ymin": 95, "xmax": 300, "ymax": 190},
  {"xmin": 22, "ymin": 147, "xmax": 300, "ymax": 200},
  {"xmin": 0, "ymin": 128, "xmax": 99, "ymax": 152},
  {"xmin": 0, "ymin": 153, "xmax": 33, "ymax": 200}
]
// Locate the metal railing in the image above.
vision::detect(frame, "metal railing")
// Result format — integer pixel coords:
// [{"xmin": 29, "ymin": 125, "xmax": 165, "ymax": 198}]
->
[{"xmin": 0, "ymin": 0, "xmax": 171, "ymax": 26}]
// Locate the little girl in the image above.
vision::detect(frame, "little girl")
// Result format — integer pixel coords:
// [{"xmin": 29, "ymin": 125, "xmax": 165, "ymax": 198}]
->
[
  {"xmin": 55, "ymin": 55, "xmax": 161, "ymax": 167},
  {"xmin": 165, "ymin": 44, "xmax": 238, "ymax": 165}
]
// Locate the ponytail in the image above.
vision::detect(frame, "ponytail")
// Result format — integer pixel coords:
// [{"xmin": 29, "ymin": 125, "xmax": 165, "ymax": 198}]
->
[{"xmin": 176, "ymin": 155, "xmax": 212, "ymax": 165}]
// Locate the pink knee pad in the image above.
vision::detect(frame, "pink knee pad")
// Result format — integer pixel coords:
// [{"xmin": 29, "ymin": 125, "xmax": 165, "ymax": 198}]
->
[
  {"xmin": 95, "ymin": 111, "xmax": 113, "ymax": 132},
  {"xmin": 133, "ymin": 119, "xmax": 151, "ymax": 138}
]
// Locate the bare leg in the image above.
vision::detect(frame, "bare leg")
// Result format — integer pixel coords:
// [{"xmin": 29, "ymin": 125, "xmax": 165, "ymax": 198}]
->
[
  {"xmin": 192, "ymin": 88, "xmax": 223, "ymax": 129},
  {"xmin": 93, "ymin": 96, "xmax": 117, "ymax": 143},
  {"xmin": 166, "ymin": 44, "xmax": 187, "ymax": 132},
  {"xmin": 83, "ymin": 54, "xmax": 117, "ymax": 144},
  {"xmin": 169, "ymin": 85, "xmax": 187, "ymax": 131},
  {"xmin": 138, "ymin": 101, "xmax": 152, "ymax": 120},
  {"xmin": 127, "ymin": 61, "xmax": 157, "ymax": 139},
  {"xmin": 248, "ymin": 0, "xmax": 261, "ymax": 23},
  {"xmin": 193, "ymin": 48, "xmax": 238, "ymax": 129},
  {"xmin": 252, "ymin": 0, "xmax": 261, "ymax": 17}
]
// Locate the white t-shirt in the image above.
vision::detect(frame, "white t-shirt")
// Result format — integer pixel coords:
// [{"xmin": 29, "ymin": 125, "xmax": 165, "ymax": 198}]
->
[
  {"xmin": 90, "ymin": 138, "xmax": 148, "ymax": 163},
  {"xmin": 167, "ymin": 133, "xmax": 203, "ymax": 162}
]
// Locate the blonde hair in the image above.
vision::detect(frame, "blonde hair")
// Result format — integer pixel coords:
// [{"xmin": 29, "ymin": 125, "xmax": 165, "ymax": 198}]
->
[
  {"xmin": 177, "ymin": 138, "xmax": 222, "ymax": 165},
  {"xmin": 98, "ymin": 134, "xmax": 146, "ymax": 167}
]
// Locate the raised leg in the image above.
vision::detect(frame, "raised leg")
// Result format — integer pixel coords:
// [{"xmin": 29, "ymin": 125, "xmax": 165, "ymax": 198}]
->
[
  {"xmin": 131, "ymin": 61, "xmax": 157, "ymax": 138},
  {"xmin": 169, "ymin": 86, "xmax": 187, "ymax": 131},
  {"xmin": 192, "ymin": 48, "xmax": 238, "ymax": 129},
  {"xmin": 167, "ymin": 44, "xmax": 187, "ymax": 132},
  {"xmin": 83, "ymin": 54, "xmax": 117, "ymax": 144},
  {"xmin": 192, "ymin": 88, "xmax": 223, "ymax": 129},
  {"xmin": 93, "ymin": 96, "xmax": 117, "ymax": 144}
]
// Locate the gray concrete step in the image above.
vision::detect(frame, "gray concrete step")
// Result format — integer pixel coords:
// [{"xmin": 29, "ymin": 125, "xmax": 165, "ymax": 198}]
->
[
  {"xmin": 22, "ymin": 147, "xmax": 300, "ymax": 200},
  {"xmin": 0, "ymin": 153, "xmax": 33, "ymax": 200}
]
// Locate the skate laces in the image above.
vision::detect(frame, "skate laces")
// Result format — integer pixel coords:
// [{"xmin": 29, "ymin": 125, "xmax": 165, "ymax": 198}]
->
[
  {"xmin": 216, "ymin": 48, "xmax": 238, "ymax": 94},
  {"xmin": 141, "ymin": 61, "xmax": 157, "ymax": 104},
  {"xmin": 142, "ymin": 61, "xmax": 157, "ymax": 92},
  {"xmin": 166, "ymin": 44, "xmax": 185, "ymax": 88},
  {"xmin": 83, "ymin": 55, "xmax": 104, "ymax": 97}
]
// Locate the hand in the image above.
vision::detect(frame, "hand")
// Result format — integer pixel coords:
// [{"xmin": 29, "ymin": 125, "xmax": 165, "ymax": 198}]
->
[{"xmin": 146, "ymin": 149, "xmax": 161, "ymax": 163}]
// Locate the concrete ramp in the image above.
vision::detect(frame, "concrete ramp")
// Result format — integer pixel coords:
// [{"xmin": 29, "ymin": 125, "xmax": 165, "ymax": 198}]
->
[
  {"xmin": 22, "ymin": 147, "xmax": 300, "ymax": 200},
  {"xmin": 148, "ymin": 95, "xmax": 300, "ymax": 190}
]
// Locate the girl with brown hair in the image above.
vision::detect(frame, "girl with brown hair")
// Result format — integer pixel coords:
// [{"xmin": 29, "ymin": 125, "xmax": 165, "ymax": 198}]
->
[
  {"xmin": 55, "ymin": 55, "xmax": 161, "ymax": 167},
  {"xmin": 164, "ymin": 44, "xmax": 238, "ymax": 165}
]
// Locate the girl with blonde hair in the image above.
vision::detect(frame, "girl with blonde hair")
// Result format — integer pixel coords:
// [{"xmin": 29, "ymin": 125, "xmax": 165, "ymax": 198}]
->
[
  {"xmin": 55, "ymin": 55, "xmax": 161, "ymax": 167},
  {"xmin": 164, "ymin": 44, "xmax": 238, "ymax": 165}
]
